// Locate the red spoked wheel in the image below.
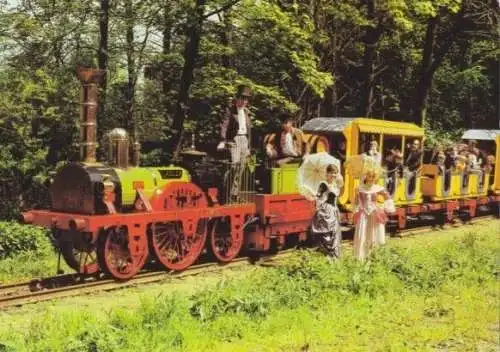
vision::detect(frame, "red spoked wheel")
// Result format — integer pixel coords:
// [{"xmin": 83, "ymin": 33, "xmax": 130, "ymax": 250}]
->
[
  {"xmin": 57, "ymin": 230, "xmax": 99, "ymax": 275},
  {"xmin": 150, "ymin": 219, "xmax": 207, "ymax": 271},
  {"xmin": 209, "ymin": 216, "xmax": 244, "ymax": 262},
  {"xmin": 61, "ymin": 243, "xmax": 99, "ymax": 275},
  {"xmin": 150, "ymin": 181, "xmax": 208, "ymax": 211},
  {"xmin": 97, "ymin": 226, "xmax": 148, "ymax": 280},
  {"xmin": 149, "ymin": 181, "xmax": 209, "ymax": 270}
]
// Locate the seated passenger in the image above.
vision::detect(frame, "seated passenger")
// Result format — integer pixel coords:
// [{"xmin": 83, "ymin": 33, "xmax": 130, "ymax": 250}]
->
[
  {"xmin": 436, "ymin": 151, "xmax": 446, "ymax": 175},
  {"xmin": 467, "ymin": 140, "xmax": 483, "ymax": 164},
  {"xmin": 484, "ymin": 155, "xmax": 495, "ymax": 186},
  {"xmin": 445, "ymin": 145, "xmax": 458, "ymax": 170},
  {"xmin": 457, "ymin": 150, "xmax": 471, "ymax": 188},
  {"xmin": 404, "ymin": 139, "xmax": 422, "ymax": 196},
  {"xmin": 485, "ymin": 155, "xmax": 495, "ymax": 174},
  {"xmin": 456, "ymin": 150, "xmax": 468, "ymax": 172},
  {"xmin": 265, "ymin": 138, "xmax": 278, "ymax": 160},
  {"xmin": 333, "ymin": 140, "xmax": 347, "ymax": 164},
  {"xmin": 280, "ymin": 118, "xmax": 301, "ymax": 157},
  {"xmin": 362, "ymin": 140, "xmax": 381, "ymax": 165},
  {"xmin": 404, "ymin": 139, "xmax": 423, "ymax": 172},
  {"xmin": 385, "ymin": 147, "xmax": 403, "ymax": 194},
  {"xmin": 277, "ymin": 118, "xmax": 303, "ymax": 165},
  {"xmin": 468, "ymin": 151, "xmax": 481, "ymax": 170}
]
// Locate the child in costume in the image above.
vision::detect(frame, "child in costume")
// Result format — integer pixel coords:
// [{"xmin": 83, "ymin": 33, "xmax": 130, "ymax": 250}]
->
[
  {"xmin": 351, "ymin": 158, "xmax": 395, "ymax": 261},
  {"xmin": 311, "ymin": 164, "xmax": 344, "ymax": 259}
]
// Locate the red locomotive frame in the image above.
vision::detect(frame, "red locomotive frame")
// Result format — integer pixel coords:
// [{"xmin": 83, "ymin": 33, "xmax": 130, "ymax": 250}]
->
[{"xmin": 23, "ymin": 191, "xmax": 315, "ymax": 280}]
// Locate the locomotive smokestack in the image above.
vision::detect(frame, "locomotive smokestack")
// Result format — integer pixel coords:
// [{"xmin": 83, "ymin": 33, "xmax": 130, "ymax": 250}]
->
[{"xmin": 76, "ymin": 67, "xmax": 105, "ymax": 163}]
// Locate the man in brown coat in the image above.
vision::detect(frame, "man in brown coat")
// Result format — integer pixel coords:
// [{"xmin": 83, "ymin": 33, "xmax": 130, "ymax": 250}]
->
[
  {"xmin": 218, "ymin": 85, "xmax": 252, "ymax": 164},
  {"xmin": 217, "ymin": 85, "xmax": 252, "ymax": 202}
]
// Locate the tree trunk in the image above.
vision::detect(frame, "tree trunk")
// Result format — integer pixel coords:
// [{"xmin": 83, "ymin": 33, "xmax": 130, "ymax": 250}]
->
[
  {"xmin": 98, "ymin": 0, "xmax": 109, "ymax": 139},
  {"xmin": 413, "ymin": 3, "xmax": 466, "ymax": 126},
  {"xmin": 125, "ymin": 0, "xmax": 135, "ymax": 133},
  {"xmin": 359, "ymin": 0, "xmax": 383, "ymax": 117},
  {"xmin": 413, "ymin": 16, "xmax": 438, "ymax": 126},
  {"xmin": 169, "ymin": 0, "xmax": 207, "ymax": 160},
  {"xmin": 458, "ymin": 42, "xmax": 473, "ymax": 128}
]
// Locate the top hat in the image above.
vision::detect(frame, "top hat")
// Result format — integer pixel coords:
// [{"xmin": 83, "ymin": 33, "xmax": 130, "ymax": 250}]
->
[
  {"xmin": 236, "ymin": 85, "xmax": 251, "ymax": 98},
  {"xmin": 278, "ymin": 112, "xmax": 294, "ymax": 124}
]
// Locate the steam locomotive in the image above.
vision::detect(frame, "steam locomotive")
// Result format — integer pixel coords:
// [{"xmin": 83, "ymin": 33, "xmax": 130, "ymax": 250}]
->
[{"xmin": 22, "ymin": 68, "xmax": 500, "ymax": 280}]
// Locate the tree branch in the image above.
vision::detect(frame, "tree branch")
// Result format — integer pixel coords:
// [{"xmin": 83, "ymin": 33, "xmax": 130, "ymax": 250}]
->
[{"xmin": 202, "ymin": 0, "xmax": 240, "ymax": 19}]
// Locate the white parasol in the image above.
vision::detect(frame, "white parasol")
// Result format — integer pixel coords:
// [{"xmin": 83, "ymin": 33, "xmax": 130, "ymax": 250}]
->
[{"xmin": 297, "ymin": 152, "xmax": 340, "ymax": 201}]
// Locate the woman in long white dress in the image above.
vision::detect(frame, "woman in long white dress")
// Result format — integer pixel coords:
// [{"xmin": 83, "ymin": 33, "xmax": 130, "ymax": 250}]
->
[
  {"xmin": 311, "ymin": 164, "xmax": 344, "ymax": 258},
  {"xmin": 352, "ymin": 167, "xmax": 395, "ymax": 261}
]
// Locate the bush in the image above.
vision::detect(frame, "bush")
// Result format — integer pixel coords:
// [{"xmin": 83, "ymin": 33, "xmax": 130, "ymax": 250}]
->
[
  {"xmin": 188, "ymin": 230, "xmax": 498, "ymax": 323},
  {"xmin": 0, "ymin": 221, "xmax": 52, "ymax": 259}
]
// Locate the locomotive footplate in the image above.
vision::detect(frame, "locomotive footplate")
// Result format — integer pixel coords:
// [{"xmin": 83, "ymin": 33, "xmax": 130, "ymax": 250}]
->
[{"xmin": 22, "ymin": 203, "xmax": 257, "ymax": 242}]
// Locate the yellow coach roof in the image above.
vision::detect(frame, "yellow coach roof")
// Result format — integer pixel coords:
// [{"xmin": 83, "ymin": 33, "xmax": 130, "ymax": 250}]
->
[
  {"xmin": 353, "ymin": 118, "xmax": 424, "ymax": 137},
  {"xmin": 301, "ymin": 117, "xmax": 424, "ymax": 137}
]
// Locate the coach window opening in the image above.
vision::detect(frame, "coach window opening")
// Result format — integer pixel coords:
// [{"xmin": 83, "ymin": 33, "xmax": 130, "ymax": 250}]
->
[
  {"xmin": 402, "ymin": 136, "xmax": 422, "ymax": 197},
  {"xmin": 359, "ymin": 133, "xmax": 381, "ymax": 155},
  {"xmin": 382, "ymin": 135, "xmax": 403, "ymax": 196},
  {"xmin": 330, "ymin": 133, "xmax": 347, "ymax": 170},
  {"xmin": 475, "ymin": 140, "xmax": 496, "ymax": 187}
]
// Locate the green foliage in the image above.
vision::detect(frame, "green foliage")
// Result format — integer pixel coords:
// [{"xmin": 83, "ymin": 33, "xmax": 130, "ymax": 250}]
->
[
  {"xmin": 423, "ymin": 118, "xmax": 462, "ymax": 148},
  {"xmin": 0, "ymin": 222, "xmax": 51, "ymax": 259},
  {"xmin": 0, "ymin": 0, "xmax": 497, "ymax": 219},
  {"xmin": 0, "ymin": 222, "xmax": 498, "ymax": 351}
]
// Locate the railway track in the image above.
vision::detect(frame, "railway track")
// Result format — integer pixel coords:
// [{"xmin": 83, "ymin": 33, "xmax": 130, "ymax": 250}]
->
[
  {"xmin": 389, "ymin": 214, "xmax": 496, "ymax": 237},
  {"xmin": 0, "ymin": 215, "xmax": 496, "ymax": 309},
  {"xmin": 0, "ymin": 250, "xmax": 297, "ymax": 309}
]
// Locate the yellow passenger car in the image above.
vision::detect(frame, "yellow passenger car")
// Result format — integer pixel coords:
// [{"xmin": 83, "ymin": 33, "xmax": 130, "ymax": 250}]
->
[
  {"xmin": 497, "ymin": 134, "xmax": 500, "ymax": 194},
  {"xmin": 461, "ymin": 129, "xmax": 500, "ymax": 195},
  {"xmin": 302, "ymin": 117, "xmax": 424, "ymax": 210},
  {"xmin": 421, "ymin": 164, "xmax": 466, "ymax": 200}
]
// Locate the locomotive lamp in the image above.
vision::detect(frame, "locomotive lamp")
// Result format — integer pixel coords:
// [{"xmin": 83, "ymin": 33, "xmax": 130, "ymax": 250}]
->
[{"xmin": 181, "ymin": 132, "xmax": 207, "ymax": 164}]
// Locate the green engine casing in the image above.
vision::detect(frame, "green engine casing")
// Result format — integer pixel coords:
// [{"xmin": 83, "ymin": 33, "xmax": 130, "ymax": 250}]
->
[{"xmin": 115, "ymin": 165, "xmax": 191, "ymax": 207}]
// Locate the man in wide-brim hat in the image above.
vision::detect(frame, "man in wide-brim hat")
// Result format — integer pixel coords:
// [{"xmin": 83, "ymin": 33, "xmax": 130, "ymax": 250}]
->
[{"xmin": 218, "ymin": 85, "xmax": 252, "ymax": 202}]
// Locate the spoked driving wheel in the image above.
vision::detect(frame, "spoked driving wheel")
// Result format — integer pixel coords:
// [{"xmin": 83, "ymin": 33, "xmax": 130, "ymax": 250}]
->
[
  {"xmin": 209, "ymin": 217, "xmax": 244, "ymax": 262},
  {"xmin": 97, "ymin": 226, "xmax": 148, "ymax": 280},
  {"xmin": 57, "ymin": 230, "xmax": 99, "ymax": 275},
  {"xmin": 60, "ymin": 243, "xmax": 99, "ymax": 275},
  {"xmin": 150, "ymin": 219, "xmax": 207, "ymax": 271}
]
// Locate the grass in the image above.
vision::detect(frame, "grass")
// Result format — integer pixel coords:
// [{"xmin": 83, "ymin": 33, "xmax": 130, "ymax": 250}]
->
[
  {"xmin": 0, "ymin": 221, "xmax": 70, "ymax": 283},
  {"xmin": 0, "ymin": 251, "xmax": 66, "ymax": 283},
  {"xmin": 0, "ymin": 220, "xmax": 498, "ymax": 351}
]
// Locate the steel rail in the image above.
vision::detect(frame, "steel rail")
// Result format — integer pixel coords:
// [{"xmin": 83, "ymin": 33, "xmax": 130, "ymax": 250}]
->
[{"xmin": 0, "ymin": 250, "xmax": 297, "ymax": 309}]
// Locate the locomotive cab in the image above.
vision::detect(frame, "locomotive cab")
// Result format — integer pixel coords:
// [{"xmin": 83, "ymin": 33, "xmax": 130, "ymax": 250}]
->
[{"xmin": 260, "ymin": 132, "xmax": 329, "ymax": 195}]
